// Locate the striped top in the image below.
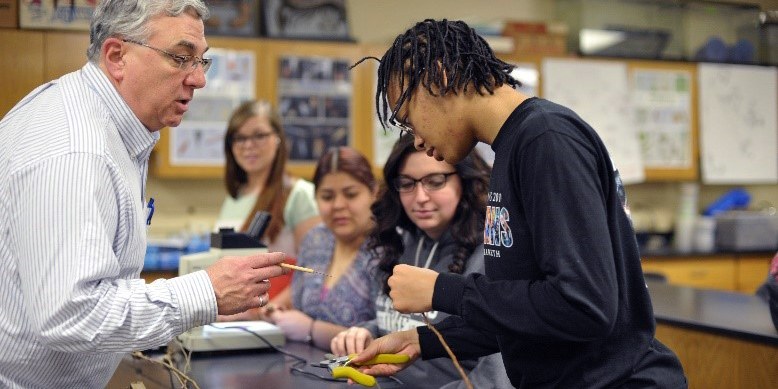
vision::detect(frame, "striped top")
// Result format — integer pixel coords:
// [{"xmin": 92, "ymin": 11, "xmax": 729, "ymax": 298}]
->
[{"xmin": 0, "ymin": 63, "xmax": 217, "ymax": 388}]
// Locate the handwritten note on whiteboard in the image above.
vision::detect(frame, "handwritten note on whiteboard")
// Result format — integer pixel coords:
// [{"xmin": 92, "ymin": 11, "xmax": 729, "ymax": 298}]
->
[
  {"xmin": 542, "ymin": 58, "xmax": 644, "ymax": 184},
  {"xmin": 699, "ymin": 64, "xmax": 778, "ymax": 184}
]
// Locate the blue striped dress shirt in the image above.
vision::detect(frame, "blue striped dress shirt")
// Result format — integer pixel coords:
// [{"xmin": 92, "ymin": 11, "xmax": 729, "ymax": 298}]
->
[{"xmin": 0, "ymin": 62, "xmax": 217, "ymax": 388}]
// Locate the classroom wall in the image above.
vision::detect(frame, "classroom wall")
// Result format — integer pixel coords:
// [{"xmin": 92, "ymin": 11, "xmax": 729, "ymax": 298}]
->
[
  {"xmin": 0, "ymin": 0, "xmax": 775, "ymax": 238},
  {"xmin": 147, "ymin": 0, "xmax": 778, "ymax": 238},
  {"xmin": 344, "ymin": 0, "xmax": 556, "ymax": 43}
]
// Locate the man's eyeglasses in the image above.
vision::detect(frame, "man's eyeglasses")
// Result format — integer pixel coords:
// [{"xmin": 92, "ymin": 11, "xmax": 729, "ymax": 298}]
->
[
  {"xmin": 232, "ymin": 132, "xmax": 275, "ymax": 146},
  {"xmin": 123, "ymin": 39, "xmax": 211, "ymax": 73},
  {"xmin": 393, "ymin": 172, "xmax": 457, "ymax": 193}
]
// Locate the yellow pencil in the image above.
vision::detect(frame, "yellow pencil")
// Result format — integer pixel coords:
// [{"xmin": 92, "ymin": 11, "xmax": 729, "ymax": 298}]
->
[{"xmin": 280, "ymin": 262, "xmax": 331, "ymax": 277}]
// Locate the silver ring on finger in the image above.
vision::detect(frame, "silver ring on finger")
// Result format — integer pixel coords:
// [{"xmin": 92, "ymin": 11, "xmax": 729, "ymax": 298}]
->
[{"xmin": 259, "ymin": 294, "xmax": 266, "ymax": 307}]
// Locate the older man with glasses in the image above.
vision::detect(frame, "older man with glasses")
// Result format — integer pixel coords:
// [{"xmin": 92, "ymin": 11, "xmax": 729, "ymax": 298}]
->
[{"xmin": 0, "ymin": 1, "xmax": 287, "ymax": 388}]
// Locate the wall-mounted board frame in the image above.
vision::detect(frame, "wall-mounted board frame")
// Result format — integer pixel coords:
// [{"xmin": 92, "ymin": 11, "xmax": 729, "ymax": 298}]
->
[
  {"xmin": 258, "ymin": 39, "xmax": 372, "ymax": 179},
  {"xmin": 152, "ymin": 38, "xmax": 372, "ymax": 180},
  {"xmin": 627, "ymin": 60, "xmax": 698, "ymax": 181}
]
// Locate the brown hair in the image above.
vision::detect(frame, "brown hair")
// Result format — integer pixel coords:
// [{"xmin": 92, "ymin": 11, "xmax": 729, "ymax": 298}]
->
[
  {"xmin": 312, "ymin": 147, "xmax": 376, "ymax": 193},
  {"xmin": 223, "ymin": 100, "xmax": 291, "ymax": 242}
]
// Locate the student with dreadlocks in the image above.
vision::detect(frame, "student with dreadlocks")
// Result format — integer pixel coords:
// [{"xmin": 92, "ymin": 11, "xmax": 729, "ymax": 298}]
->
[{"xmin": 349, "ymin": 19, "xmax": 687, "ymax": 388}]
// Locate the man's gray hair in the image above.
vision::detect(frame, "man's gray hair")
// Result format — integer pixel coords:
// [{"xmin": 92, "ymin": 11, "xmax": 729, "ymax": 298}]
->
[{"xmin": 87, "ymin": 0, "xmax": 209, "ymax": 63}]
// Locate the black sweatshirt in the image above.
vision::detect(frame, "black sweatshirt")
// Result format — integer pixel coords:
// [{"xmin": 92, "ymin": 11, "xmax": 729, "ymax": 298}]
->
[{"xmin": 417, "ymin": 98, "xmax": 687, "ymax": 388}]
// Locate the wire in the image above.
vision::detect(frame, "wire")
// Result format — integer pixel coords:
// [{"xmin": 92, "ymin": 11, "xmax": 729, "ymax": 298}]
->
[
  {"xmin": 210, "ymin": 325, "xmax": 342, "ymax": 385},
  {"xmin": 421, "ymin": 312, "xmax": 473, "ymax": 389},
  {"xmin": 206, "ymin": 324, "xmax": 308, "ymax": 364},
  {"xmin": 135, "ymin": 325, "xmax": 406, "ymax": 388},
  {"xmin": 130, "ymin": 350, "xmax": 200, "ymax": 389},
  {"xmin": 213, "ymin": 325, "xmax": 405, "ymax": 387}
]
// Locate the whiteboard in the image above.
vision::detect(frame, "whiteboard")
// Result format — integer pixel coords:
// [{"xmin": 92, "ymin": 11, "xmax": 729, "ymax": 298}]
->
[
  {"xmin": 542, "ymin": 58, "xmax": 644, "ymax": 184},
  {"xmin": 698, "ymin": 64, "xmax": 778, "ymax": 184}
]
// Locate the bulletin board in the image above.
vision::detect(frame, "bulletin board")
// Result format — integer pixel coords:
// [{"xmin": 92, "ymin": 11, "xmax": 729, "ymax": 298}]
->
[
  {"xmin": 276, "ymin": 55, "xmax": 352, "ymax": 162},
  {"xmin": 151, "ymin": 38, "xmax": 373, "ymax": 180},
  {"xmin": 258, "ymin": 39, "xmax": 373, "ymax": 179},
  {"xmin": 627, "ymin": 60, "xmax": 698, "ymax": 181}
]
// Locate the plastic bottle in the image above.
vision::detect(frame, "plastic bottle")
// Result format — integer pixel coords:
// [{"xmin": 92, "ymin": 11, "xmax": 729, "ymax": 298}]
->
[{"xmin": 674, "ymin": 182, "xmax": 698, "ymax": 253}]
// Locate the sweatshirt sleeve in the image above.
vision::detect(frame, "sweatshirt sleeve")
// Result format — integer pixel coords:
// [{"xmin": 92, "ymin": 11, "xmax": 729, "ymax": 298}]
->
[
  {"xmin": 433, "ymin": 130, "xmax": 620, "ymax": 342},
  {"xmin": 417, "ymin": 315, "xmax": 499, "ymax": 360}
]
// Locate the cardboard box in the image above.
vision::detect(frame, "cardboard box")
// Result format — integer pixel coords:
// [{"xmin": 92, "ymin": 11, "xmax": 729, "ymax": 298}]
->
[
  {"xmin": 19, "ymin": 0, "xmax": 96, "ymax": 31},
  {"xmin": 0, "ymin": 0, "xmax": 18, "ymax": 29},
  {"xmin": 502, "ymin": 20, "xmax": 568, "ymax": 56},
  {"xmin": 205, "ymin": 0, "xmax": 260, "ymax": 37}
]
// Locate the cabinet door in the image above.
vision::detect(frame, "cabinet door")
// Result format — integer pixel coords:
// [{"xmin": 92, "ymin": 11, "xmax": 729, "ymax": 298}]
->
[
  {"xmin": 44, "ymin": 31, "xmax": 90, "ymax": 81},
  {"xmin": 736, "ymin": 255, "xmax": 772, "ymax": 294},
  {"xmin": 0, "ymin": 30, "xmax": 44, "ymax": 117},
  {"xmin": 641, "ymin": 256, "xmax": 736, "ymax": 291}
]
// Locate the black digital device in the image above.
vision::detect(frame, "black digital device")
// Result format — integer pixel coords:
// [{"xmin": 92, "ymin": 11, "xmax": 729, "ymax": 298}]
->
[{"xmin": 246, "ymin": 211, "xmax": 272, "ymax": 241}]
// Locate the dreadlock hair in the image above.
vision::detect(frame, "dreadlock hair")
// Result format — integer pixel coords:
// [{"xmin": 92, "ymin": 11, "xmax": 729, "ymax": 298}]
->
[
  {"xmin": 353, "ymin": 19, "xmax": 520, "ymax": 130},
  {"xmin": 369, "ymin": 134, "xmax": 491, "ymax": 295}
]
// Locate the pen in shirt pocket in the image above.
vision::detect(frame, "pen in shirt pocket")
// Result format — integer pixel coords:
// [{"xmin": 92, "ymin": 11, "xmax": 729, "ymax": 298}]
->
[{"xmin": 146, "ymin": 198, "xmax": 155, "ymax": 226}]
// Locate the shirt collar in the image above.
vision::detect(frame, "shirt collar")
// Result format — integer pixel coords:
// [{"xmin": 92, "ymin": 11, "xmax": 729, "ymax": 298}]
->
[{"xmin": 82, "ymin": 62, "xmax": 159, "ymax": 161}]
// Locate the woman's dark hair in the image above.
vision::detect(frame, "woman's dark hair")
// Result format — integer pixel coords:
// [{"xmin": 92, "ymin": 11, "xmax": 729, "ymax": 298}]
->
[
  {"xmin": 361, "ymin": 18, "xmax": 520, "ymax": 130},
  {"xmin": 312, "ymin": 147, "xmax": 377, "ymax": 193},
  {"xmin": 369, "ymin": 134, "xmax": 491, "ymax": 294},
  {"xmin": 223, "ymin": 100, "xmax": 290, "ymax": 242}
]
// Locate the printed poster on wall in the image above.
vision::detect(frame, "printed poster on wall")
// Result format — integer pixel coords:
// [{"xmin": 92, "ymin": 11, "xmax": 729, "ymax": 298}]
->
[
  {"xmin": 171, "ymin": 48, "xmax": 256, "ymax": 166},
  {"xmin": 630, "ymin": 69, "xmax": 693, "ymax": 169},
  {"xmin": 278, "ymin": 56, "xmax": 352, "ymax": 163}
]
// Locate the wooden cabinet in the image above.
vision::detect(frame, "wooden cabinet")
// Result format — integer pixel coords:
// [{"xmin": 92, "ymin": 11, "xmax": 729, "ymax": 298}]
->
[
  {"xmin": 0, "ymin": 30, "xmax": 45, "ymax": 117},
  {"xmin": 736, "ymin": 254, "xmax": 772, "ymax": 293},
  {"xmin": 642, "ymin": 255, "xmax": 736, "ymax": 291},
  {"xmin": 656, "ymin": 323, "xmax": 778, "ymax": 389},
  {"xmin": 641, "ymin": 253, "xmax": 773, "ymax": 293}
]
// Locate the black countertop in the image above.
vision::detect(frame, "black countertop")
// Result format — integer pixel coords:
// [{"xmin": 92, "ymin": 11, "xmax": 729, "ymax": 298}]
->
[
  {"xmin": 183, "ymin": 341, "xmax": 408, "ymax": 389},
  {"xmin": 117, "ymin": 282, "xmax": 778, "ymax": 389},
  {"xmin": 647, "ymin": 280, "xmax": 778, "ymax": 345}
]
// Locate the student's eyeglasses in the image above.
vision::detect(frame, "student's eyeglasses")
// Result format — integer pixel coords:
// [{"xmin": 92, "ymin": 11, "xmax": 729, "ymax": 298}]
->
[
  {"xmin": 232, "ymin": 132, "xmax": 275, "ymax": 146},
  {"xmin": 122, "ymin": 39, "xmax": 212, "ymax": 73},
  {"xmin": 393, "ymin": 172, "xmax": 457, "ymax": 193},
  {"xmin": 390, "ymin": 104, "xmax": 415, "ymax": 137},
  {"xmin": 394, "ymin": 121, "xmax": 415, "ymax": 138}
]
